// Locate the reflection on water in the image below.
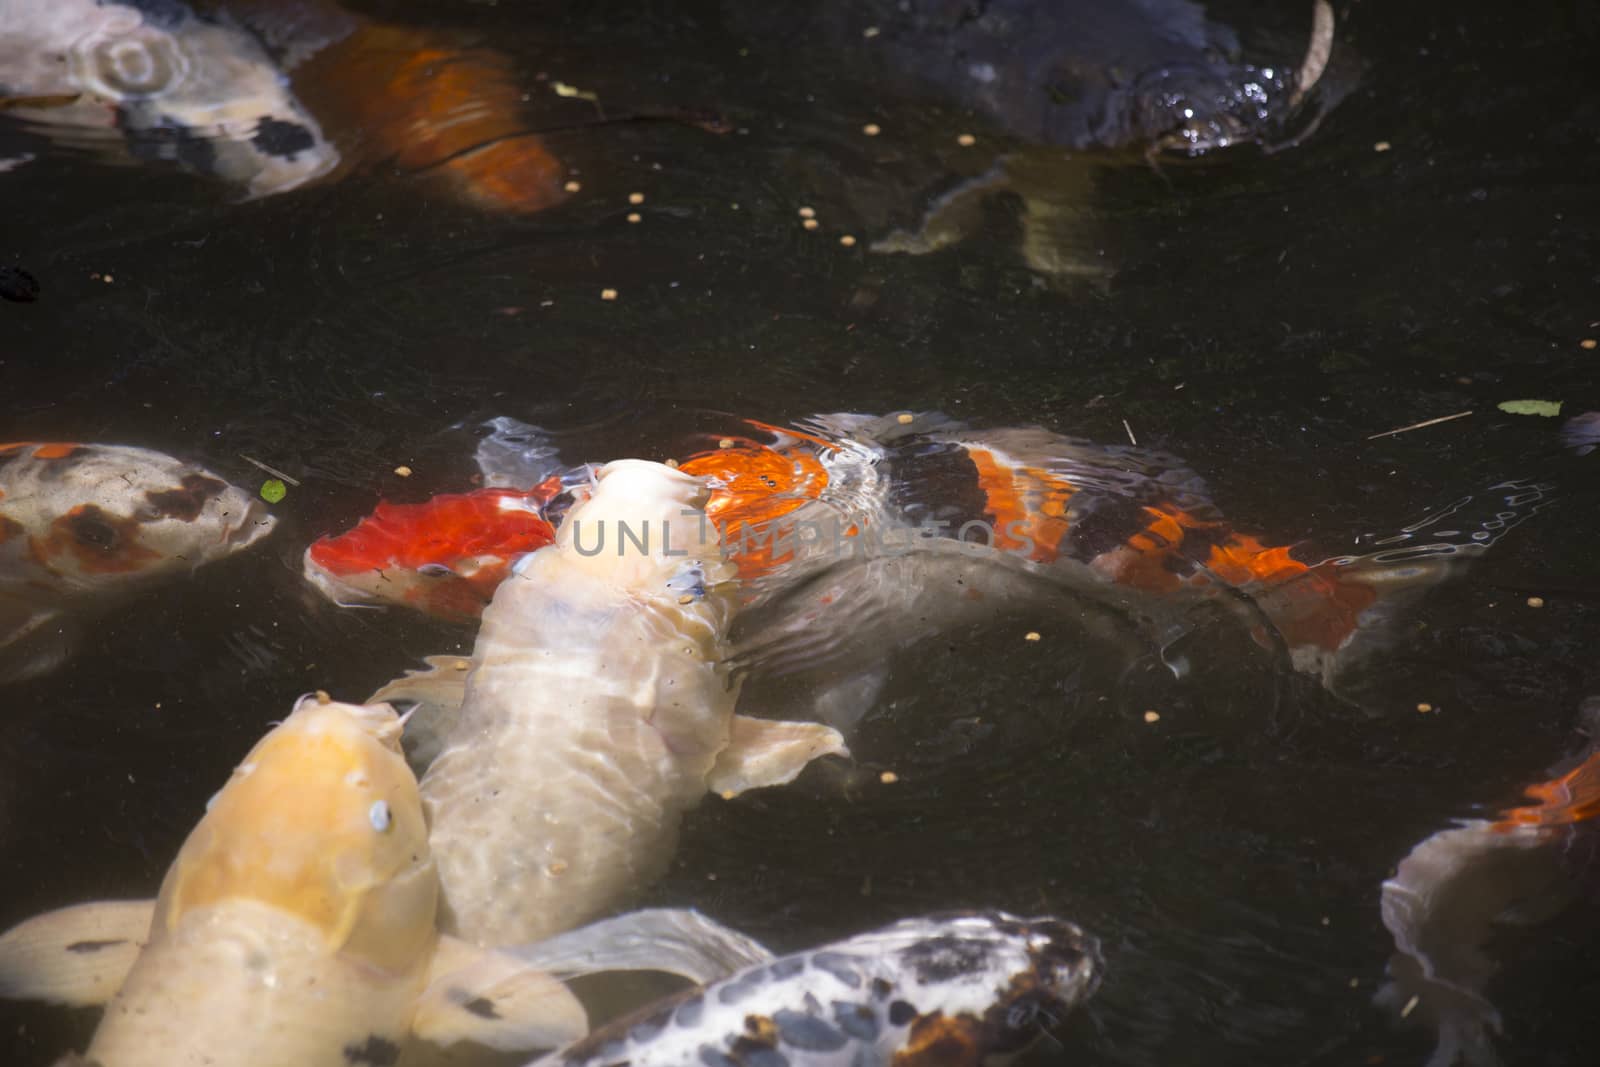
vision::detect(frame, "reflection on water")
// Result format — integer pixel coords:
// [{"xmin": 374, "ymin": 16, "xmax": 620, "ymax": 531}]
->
[{"xmin": 2, "ymin": 0, "xmax": 1599, "ymax": 1064}]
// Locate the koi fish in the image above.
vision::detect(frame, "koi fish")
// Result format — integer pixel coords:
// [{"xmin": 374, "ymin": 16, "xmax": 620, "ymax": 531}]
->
[
  {"xmin": 0, "ymin": 0, "xmax": 339, "ymax": 197},
  {"xmin": 1376, "ymin": 698, "xmax": 1600, "ymax": 1067},
  {"xmin": 677, "ymin": 412, "xmax": 1553, "ymax": 721},
  {"xmin": 371, "ymin": 459, "xmax": 848, "ymax": 946},
  {"xmin": 0, "ymin": 697, "xmax": 591, "ymax": 1066},
  {"xmin": 1, "ymin": 0, "xmax": 571, "ymax": 212},
  {"xmin": 531, "ymin": 912, "xmax": 1102, "ymax": 1067},
  {"xmin": 284, "ymin": 18, "xmax": 572, "ymax": 214},
  {"xmin": 303, "ymin": 479, "xmax": 562, "ymax": 622},
  {"xmin": 0, "ymin": 442, "xmax": 276, "ymax": 684}
]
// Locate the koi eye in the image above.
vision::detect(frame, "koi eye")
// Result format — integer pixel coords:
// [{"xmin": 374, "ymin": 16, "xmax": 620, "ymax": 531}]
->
[
  {"xmin": 417, "ymin": 564, "xmax": 454, "ymax": 578},
  {"xmin": 369, "ymin": 801, "xmax": 392, "ymax": 832}
]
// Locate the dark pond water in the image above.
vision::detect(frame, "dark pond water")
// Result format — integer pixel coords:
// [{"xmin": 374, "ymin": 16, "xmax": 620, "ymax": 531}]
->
[{"xmin": 2, "ymin": 1, "xmax": 1597, "ymax": 1064}]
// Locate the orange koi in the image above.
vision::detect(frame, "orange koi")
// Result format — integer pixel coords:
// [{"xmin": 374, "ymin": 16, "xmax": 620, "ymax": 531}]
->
[{"xmin": 291, "ymin": 22, "xmax": 569, "ymax": 214}]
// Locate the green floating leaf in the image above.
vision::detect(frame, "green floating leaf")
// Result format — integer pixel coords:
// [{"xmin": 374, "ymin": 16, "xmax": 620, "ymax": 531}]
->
[
  {"xmin": 260, "ymin": 478, "xmax": 287, "ymax": 503},
  {"xmin": 1496, "ymin": 399, "xmax": 1563, "ymax": 417}
]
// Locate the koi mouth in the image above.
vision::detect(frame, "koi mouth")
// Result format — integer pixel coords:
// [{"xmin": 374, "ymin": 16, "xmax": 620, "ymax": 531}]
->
[{"xmin": 221, "ymin": 499, "xmax": 278, "ymax": 549}]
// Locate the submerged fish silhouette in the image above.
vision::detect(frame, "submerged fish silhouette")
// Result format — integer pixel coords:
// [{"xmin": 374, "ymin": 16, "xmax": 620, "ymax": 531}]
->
[
  {"xmin": 0, "ymin": 697, "xmax": 591, "ymax": 1066},
  {"xmin": 0, "ymin": 442, "xmax": 275, "ymax": 684}
]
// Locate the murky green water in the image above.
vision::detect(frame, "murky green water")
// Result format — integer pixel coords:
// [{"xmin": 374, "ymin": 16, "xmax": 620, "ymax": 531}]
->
[{"xmin": 2, "ymin": 1, "xmax": 1597, "ymax": 1064}]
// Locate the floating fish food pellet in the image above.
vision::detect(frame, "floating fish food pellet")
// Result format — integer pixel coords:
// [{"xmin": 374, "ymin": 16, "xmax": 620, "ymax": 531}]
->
[
  {"xmin": 897, "ymin": 413, "xmax": 915, "ymax": 425},
  {"xmin": 957, "ymin": 133, "xmax": 976, "ymax": 147},
  {"xmin": 879, "ymin": 771, "xmax": 899, "ymax": 784},
  {"xmin": 601, "ymin": 288, "xmax": 618, "ymax": 301},
  {"xmin": 1416, "ymin": 702, "xmax": 1434, "ymax": 714},
  {"xmin": 719, "ymin": 438, "xmax": 735, "ymax": 449},
  {"xmin": 802, "ymin": 218, "xmax": 820, "ymax": 231},
  {"xmin": 1143, "ymin": 710, "xmax": 1161, "ymax": 723},
  {"xmin": 628, "ymin": 191, "xmax": 645, "ymax": 204},
  {"xmin": 1581, "ymin": 338, "xmax": 1597, "ymax": 349},
  {"xmin": 394, "ymin": 465, "xmax": 412, "ymax": 477},
  {"xmin": 798, "ymin": 206, "xmax": 816, "ymax": 219},
  {"xmin": 839, "ymin": 235, "xmax": 857, "ymax": 247},
  {"xmin": 1527, "ymin": 596, "xmax": 1545, "ymax": 608},
  {"xmin": 564, "ymin": 180, "xmax": 582, "ymax": 192},
  {"xmin": 1374, "ymin": 141, "xmax": 1392, "ymax": 152},
  {"xmin": 1024, "ymin": 630, "xmax": 1041, "ymax": 642},
  {"xmin": 862, "ymin": 122, "xmax": 881, "ymax": 136}
]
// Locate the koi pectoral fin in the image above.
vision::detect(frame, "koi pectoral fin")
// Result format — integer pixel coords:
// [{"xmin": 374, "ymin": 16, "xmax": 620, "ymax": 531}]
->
[
  {"xmin": 367, "ymin": 654, "xmax": 470, "ymax": 774},
  {"xmin": 504, "ymin": 907, "xmax": 772, "ymax": 984},
  {"xmin": 707, "ymin": 715, "xmax": 849, "ymax": 797},
  {"xmin": 0, "ymin": 603, "xmax": 79, "ymax": 685},
  {"xmin": 415, "ymin": 936, "xmax": 588, "ymax": 1052},
  {"xmin": 0, "ymin": 899, "xmax": 154, "ymax": 1006}
]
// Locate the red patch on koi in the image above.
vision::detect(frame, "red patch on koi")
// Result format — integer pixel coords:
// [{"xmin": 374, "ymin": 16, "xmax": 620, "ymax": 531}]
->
[{"xmin": 307, "ymin": 483, "xmax": 559, "ymax": 618}]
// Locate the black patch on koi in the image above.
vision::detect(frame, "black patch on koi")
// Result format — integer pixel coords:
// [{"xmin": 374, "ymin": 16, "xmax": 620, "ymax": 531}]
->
[
  {"xmin": 63, "ymin": 507, "xmax": 125, "ymax": 551},
  {"xmin": 832, "ymin": 1001, "xmax": 879, "ymax": 1042},
  {"xmin": 124, "ymin": 0, "xmax": 192, "ymax": 29},
  {"xmin": 885, "ymin": 442, "xmax": 989, "ymax": 529},
  {"xmin": 1059, "ymin": 496, "xmax": 1147, "ymax": 563},
  {"xmin": 0, "ymin": 266, "xmax": 39, "ymax": 303},
  {"xmin": 903, "ymin": 935, "xmax": 992, "ymax": 984},
  {"xmin": 252, "ymin": 117, "xmax": 316, "ymax": 159},
  {"xmin": 888, "ymin": 1000, "xmax": 918, "ymax": 1026},
  {"xmin": 121, "ymin": 111, "xmax": 218, "ymax": 175},
  {"xmin": 699, "ymin": 1046, "xmax": 737, "ymax": 1067},
  {"xmin": 462, "ymin": 996, "xmax": 499, "ymax": 1020},
  {"xmin": 65, "ymin": 939, "xmax": 126, "ymax": 953},
  {"xmin": 343, "ymin": 1035, "xmax": 400, "ymax": 1066},
  {"xmin": 675, "ymin": 994, "xmax": 705, "ymax": 1027},
  {"xmin": 810, "ymin": 951, "xmax": 862, "ymax": 988},
  {"xmin": 767, "ymin": 956, "xmax": 805, "ymax": 980},
  {"xmin": 145, "ymin": 474, "xmax": 226, "ymax": 522},
  {"xmin": 772, "ymin": 1010, "xmax": 847, "ymax": 1052},
  {"xmin": 716, "ymin": 969, "xmax": 764, "ymax": 1005},
  {"xmin": 870, "ymin": 977, "xmax": 894, "ymax": 1000}
]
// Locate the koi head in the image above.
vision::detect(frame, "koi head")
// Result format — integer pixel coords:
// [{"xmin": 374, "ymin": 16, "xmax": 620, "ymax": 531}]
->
[
  {"xmin": 156, "ymin": 698, "xmax": 437, "ymax": 974},
  {"xmin": 0, "ymin": 442, "xmax": 275, "ymax": 596},
  {"xmin": 4, "ymin": 0, "xmax": 338, "ymax": 197},
  {"xmin": 552, "ymin": 459, "xmax": 733, "ymax": 594},
  {"xmin": 303, "ymin": 484, "xmax": 558, "ymax": 620}
]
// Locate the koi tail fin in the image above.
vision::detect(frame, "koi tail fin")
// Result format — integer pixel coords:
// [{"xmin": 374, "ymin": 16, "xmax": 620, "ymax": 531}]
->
[{"xmin": 1237, "ymin": 479, "xmax": 1556, "ymax": 695}]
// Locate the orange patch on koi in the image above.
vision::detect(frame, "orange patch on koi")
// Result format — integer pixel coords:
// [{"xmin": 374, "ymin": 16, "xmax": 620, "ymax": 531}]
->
[
  {"xmin": 1492, "ymin": 749, "xmax": 1600, "ymax": 832},
  {"xmin": 294, "ymin": 26, "xmax": 568, "ymax": 214},
  {"xmin": 680, "ymin": 440, "xmax": 828, "ymax": 576}
]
